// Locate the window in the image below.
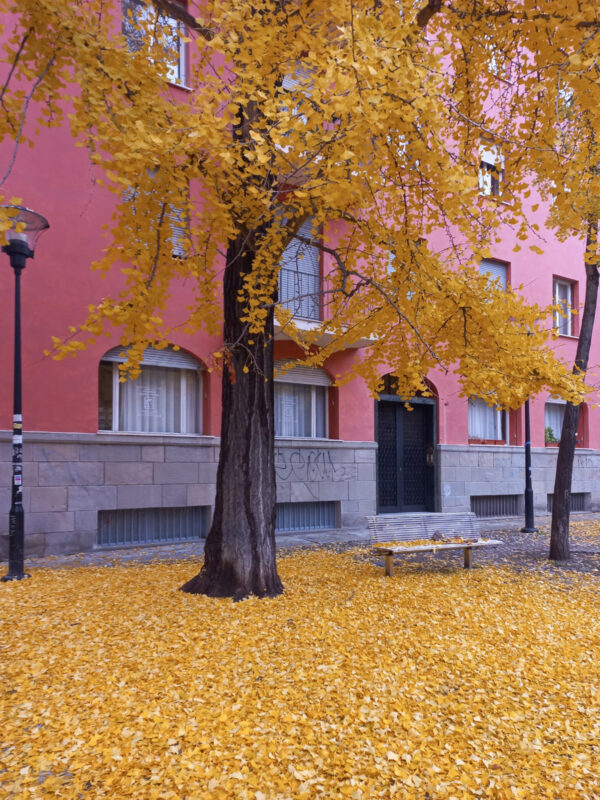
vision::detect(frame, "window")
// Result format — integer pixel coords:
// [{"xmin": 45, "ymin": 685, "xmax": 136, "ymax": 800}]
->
[
  {"xmin": 553, "ymin": 278, "xmax": 574, "ymax": 336},
  {"xmin": 479, "ymin": 258, "xmax": 507, "ymax": 290},
  {"xmin": 544, "ymin": 401, "xmax": 565, "ymax": 443},
  {"xmin": 479, "ymin": 143, "xmax": 504, "ymax": 197},
  {"xmin": 468, "ymin": 397, "xmax": 506, "ymax": 443},
  {"xmin": 122, "ymin": 0, "xmax": 187, "ymax": 86},
  {"xmin": 278, "ymin": 218, "xmax": 322, "ymax": 321},
  {"xmin": 99, "ymin": 345, "xmax": 202, "ymax": 434},
  {"xmin": 168, "ymin": 204, "xmax": 189, "ymax": 258},
  {"xmin": 274, "ymin": 360, "xmax": 330, "ymax": 438}
]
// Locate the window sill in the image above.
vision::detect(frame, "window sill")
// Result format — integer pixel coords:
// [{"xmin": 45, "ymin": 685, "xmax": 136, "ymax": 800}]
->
[
  {"xmin": 168, "ymin": 81, "xmax": 192, "ymax": 92},
  {"xmin": 555, "ymin": 333, "xmax": 578, "ymax": 340},
  {"xmin": 468, "ymin": 439, "xmax": 506, "ymax": 446},
  {"xmin": 545, "ymin": 441, "xmax": 585, "ymax": 448},
  {"xmin": 98, "ymin": 430, "xmax": 203, "ymax": 437}
]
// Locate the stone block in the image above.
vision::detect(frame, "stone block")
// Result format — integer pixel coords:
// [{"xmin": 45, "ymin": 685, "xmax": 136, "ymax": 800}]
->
[
  {"xmin": 187, "ymin": 484, "xmax": 216, "ymax": 506},
  {"xmin": 32, "ymin": 444, "xmax": 80, "ymax": 463},
  {"xmin": 154, "ymin": 462, "xmax": 199, "ymax": 484},
  {"xmin": 341, "ymin": 500, "xmax": 359, "ymax": 513},
  {"xmin": 458, "ymin": 451, "xmax": 478, "ymax": 466},
  {"xmin": 0, "ymin": 462, "xmax": 12, "ymax": 487},
  {"xmin": 0, "ymin": 534, "xmax": 7, "ymax": 560},
  {"xmin": 26, "ymin": 511, "xmax": 75, "ymax": 534},
  {"xmin": 117, "ymin": 484, "xmax": 163, "ymax": 509},
  {"xmin": 141, "ymin": 446, "xmax": 165, "ymax": 462},
  {"xmin": 23, "ymin": 462, "xmax": 38, "ymax": 487},
  {"xmin": 357, "ymin": 498, "xmax": 377, "ymax": 515},
  {"xmin": 68, "ymin": 485, "xmax": 117, "ymax": 511},
  {"xmin": 318, "ymin": 481, "xmax": 349, "ymax": 501},
  {"xmin": 43, "ymin": 532, "xmax": 84, "ymax": 556},
  {"xmin": 0, "ymin": 443, "xmax": 12, "ymax": 461},
  {"xmin": 162, "ymin": 484, "xmax": 188, "ymax": 506},
  {"xmin": 30, "ymin": 486, "xmax": 68, "ymax": 513},
  {"xmin": 276, "ymin": 483, "xmax": 291, "ymax": 503},
  {"xmin": 75, "ymin": 510, "xmax": 99, "ymax": 532},
  {"xmin": 290, "ymin": 482, "xmax": 319, "ymax": 502},
  {"xmin": 39, "ymin": 462, "xmax": 103, "ymax": 487},
  {"xmin": 493, "ymin": 453, "xmax": 513, "ymax": 468},
  {"xmin": 348, "ymin": 480, "xmax": 376, "ymax": 500},
  {"xmin": 165, "ymin": 445, "xmax": 214, "ymax": 463},
  {"xmin": 477, "ymin": 452, "xmax": 494, "ymax": 467},
  {"xmin": 354, "ymin": 448, "xmax": 377, "ymax": 463},
  {"xmin": 25, "ymin": 534, "xmax": 46, "ymax": 557},
  {"xmin": 357, "ymin": 462, "xmax": 376, "ymax": 481},
  {"xmin": 197, "ymin": 462, "xmax": 218, "ymax": 483},
  {"xmin": 78, "ymin": 530, "xmax": 98, "ymax": 551},
  {"xmin": 328, "ymin": 448, "xmax": 356, "ymax": 463},
  {"xmin": 0, "ymin": 487, "xmax": 10, "ymax": 514},
  {"xmin": 79, "ymin": 444, "xmax": 142, "ymax": 462},
  {"xmin": 340, "ymin": 511, "xmax": 368, "ymax": 529},
  {"xmin": 105, "ymin": 462, "xmax": 154, "ymax": 485}
]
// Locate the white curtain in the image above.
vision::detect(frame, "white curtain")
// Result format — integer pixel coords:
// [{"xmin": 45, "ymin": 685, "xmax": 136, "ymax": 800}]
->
[
  {"xmin": 468, "ymin": 397, "xmax": 503, "ymax": 440},
  {"xmin": 545, "ymin": 402, "xmax": 565, "ymax": 441},
  {"xmin": 275, "ymin": 383, "xmax": 327, "ymax": 437},
  {"xmin": 119, "ymin": 366, "xmax": 199, "ymax": 433}
]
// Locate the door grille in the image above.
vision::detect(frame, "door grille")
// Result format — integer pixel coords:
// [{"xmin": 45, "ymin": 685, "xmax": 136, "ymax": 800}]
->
[
  {"xmin": 276, "ymin": 501, "xmax": 336, "ymax": 532},
  {"xmin": 377, "ymin": 403, "xmax": 398, "ymax": 509},
  {"xmin": 98, "ymin": 506, "xmax": 208, "ymax": 547},
  {"xmin": 470, "ymin": 495, "xmax": 521, "ymax": 518}
]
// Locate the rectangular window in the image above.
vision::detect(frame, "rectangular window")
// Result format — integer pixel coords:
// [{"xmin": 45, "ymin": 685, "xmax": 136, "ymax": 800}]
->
[
  {"xmin": 468, "ymin": 397, "xmax": 506, "ymax": 443},
  {"xmin": 479, "ymin": 143, "xmax": 504, "ymax": 197},
  {"xmin": 479, "ymin": 258, "xmax": 507, "ymax": 290},
  {"xmin": 122, "ymin": 0, "xmax": 187, "ymax": 86},
  {"xmin": 544, "ymin": 401, "xmax": 565, "ymax": 443},
  {"xmin": 99, "ymin": 362, "xmax": 201, "ymax": 434},
  {"xmin": 278, "ymin": 218, "xmax": 322, "ymax": 321},
  {"xmin": 553, "ymin": 278, "xmax": 574, "ymax": 336},
  {"xmin": 274, "ymin": 383, "xmax": 327, "ymax": 438}
]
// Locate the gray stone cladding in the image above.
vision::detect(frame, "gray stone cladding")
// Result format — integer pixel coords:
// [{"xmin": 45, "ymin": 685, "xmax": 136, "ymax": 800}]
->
[
  {"xmin": 0, "ymin": 432, "xmax": 377, "ymax": 557},
  {"xmin": 437, "ymin": 444, "xmax": 600, "ymax": 514}
]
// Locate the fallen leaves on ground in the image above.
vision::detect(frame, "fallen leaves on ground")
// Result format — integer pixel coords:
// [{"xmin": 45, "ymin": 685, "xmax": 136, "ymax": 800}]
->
[{"xmin": 1, "ymin": 549, "xmax": 600, "ymax": 799}]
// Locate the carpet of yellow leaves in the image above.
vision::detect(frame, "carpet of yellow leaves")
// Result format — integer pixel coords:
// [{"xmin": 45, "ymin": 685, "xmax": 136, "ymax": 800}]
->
[{"xmin": 2, "ymin": 551, "xmax": 600, "ymax": 799}]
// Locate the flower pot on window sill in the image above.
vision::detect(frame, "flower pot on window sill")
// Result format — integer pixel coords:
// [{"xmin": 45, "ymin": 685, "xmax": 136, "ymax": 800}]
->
[{"xmin": 468, "ymin": 439, "xmax": 506, "ymax": 446}]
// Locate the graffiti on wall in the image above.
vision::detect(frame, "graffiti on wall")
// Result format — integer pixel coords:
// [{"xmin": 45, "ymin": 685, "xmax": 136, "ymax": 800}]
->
[{"xmin": 275, "ymin": 448, "xmax": 355, "ymax": 483}]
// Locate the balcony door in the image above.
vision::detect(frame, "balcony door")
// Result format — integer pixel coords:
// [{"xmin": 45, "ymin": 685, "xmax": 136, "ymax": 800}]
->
[{"xmin": 278, "ymin": 217, "xmax": 321, "ymax": 321}]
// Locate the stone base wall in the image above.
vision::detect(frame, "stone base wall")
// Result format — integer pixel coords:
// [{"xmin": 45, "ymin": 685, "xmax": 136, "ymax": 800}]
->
[
  {"xmin": 438, "ymin": 444, "xmax": 600, "ymax": 514},
  {"xmin": 0, "ymin": 432, "xmax": 377, "ymax": 557}
]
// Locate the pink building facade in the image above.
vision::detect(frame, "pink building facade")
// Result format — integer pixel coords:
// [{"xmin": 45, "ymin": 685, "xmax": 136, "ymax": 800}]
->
[{"xmin": 1, "ymin": 6, "xmax": 599, "ymax": 557}]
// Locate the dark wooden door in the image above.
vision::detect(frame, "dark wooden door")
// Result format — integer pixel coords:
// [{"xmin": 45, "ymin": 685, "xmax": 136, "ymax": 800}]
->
[{"xmin": 376, "ymin": 401, "xmax": 435, "ymax": 513}]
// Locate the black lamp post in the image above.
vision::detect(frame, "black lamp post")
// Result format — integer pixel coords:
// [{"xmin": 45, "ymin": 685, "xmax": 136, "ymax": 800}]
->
[
  {"xmin": 1, "ymin": 205, "xmax": 49, "ymax": 582},
  {"xmin": 521, "ymin": 398, "xmax": 538, "ymax": 533}
]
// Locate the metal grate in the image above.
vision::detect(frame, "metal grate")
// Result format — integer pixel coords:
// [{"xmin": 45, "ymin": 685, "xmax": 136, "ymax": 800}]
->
[
  {"xmin": 546, "ymin": 493, "xmax": 588, "ymax": 513},
  {"xmin": 470, "ymin": 495, "xmax": 520, "ymax": 518},
  {"xmin": 98, "ymin": 506, "xmax": 208, "ymax": 547},
  {"xmin": 276, "ymin": 501, "xmax": 336, "ymax": 532},
  {"xmin": 377, "ymin": 403, "xmax": 399, "ymax": 509}
]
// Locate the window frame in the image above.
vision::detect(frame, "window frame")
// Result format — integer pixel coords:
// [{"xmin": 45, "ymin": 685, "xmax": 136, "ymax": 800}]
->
[
  {"xmin": 122, "ymin": 0, "xmax": 188, "ymax": 87},
  {"xmin": 274, "ymin": 361, "xmax": 330, "ymax": 439},
  {"xmin": 468, "ymin": 397, "xmax": 508, "ymax": 445},
  {"xmin": 278, "ymin": 217, "xmax": 323, "ymax": 322},
  {"xmin": 479, "ymin": 143, "xmax": 504, "ymax": 198},
  {"xmin": 553, "ymin": 277, "xmax": 575, "ymax": 336},
  {"xmin": 479, "ymin": 258, "xmax": 508, "ymax": 291},
  {"xmin": 99, "ymin": 346, "xmax": 202, "ymax": 435}
]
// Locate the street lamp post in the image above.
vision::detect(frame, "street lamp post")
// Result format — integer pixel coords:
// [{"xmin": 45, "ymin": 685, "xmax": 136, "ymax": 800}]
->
[
  {"xmin": 521, "ymin": 398, "xmax": 538, "ymax": 533},
  {"xmin": 1, "ymin": 206, "xmax": 49, "ymax": 582}
]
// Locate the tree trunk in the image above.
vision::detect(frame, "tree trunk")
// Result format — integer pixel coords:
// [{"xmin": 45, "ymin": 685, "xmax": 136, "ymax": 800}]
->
[
  {"xmin": 549, "ymin": 219, "xmax": 599, "ymax": 560},
  {"xmin": 181, "ymin": 232, "xmax": 283, "ymax": 599}
]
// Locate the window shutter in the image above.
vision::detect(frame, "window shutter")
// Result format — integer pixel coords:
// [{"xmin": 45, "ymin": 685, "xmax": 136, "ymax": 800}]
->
[
  {"xmin": 280, "ymin": 218, "xmax": 320, "ymax": 276},
  {"xmin": 102, "ymin": 345, "xmax": 202, "ymax": 370},
  {"xmin": 168, "ymin": 205, "xmax": 188, "ymax": 257},
  {"xmin": 274, "ymin": 360, "xmax": 331, "ymax": 386},
  {"xmin": 480, "ymin": 259, "xmax": 507, "ymax": 290}
]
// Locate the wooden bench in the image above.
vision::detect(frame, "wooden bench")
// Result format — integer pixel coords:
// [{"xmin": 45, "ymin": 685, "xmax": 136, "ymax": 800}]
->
[{"xmin": 367, "ymin": 513, "xmax": 503, "ymax": 576}]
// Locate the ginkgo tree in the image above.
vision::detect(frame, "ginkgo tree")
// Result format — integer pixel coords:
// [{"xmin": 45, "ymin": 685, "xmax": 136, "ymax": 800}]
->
[{"xmin": 0, "ymin": 0, "xmax": 588, "ymax": 598}]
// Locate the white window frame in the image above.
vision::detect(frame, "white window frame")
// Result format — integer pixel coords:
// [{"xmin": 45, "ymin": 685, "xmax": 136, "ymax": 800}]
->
[
  {"xmin": 468, "ymin": 397, "xmax": 507, "ymax": 444},
  {"xmin": 274, "ymin": 361, "xmax": 330, "ymax": 439},
  {"xmin": 99, "ymin": 346, "xmax": 202, "ymax": 435},
  {"xmin": 479, "ymin": 258, "xmax": 508, "ymax": 291},
  {"xmin": 553, "ymin": 278, "xmax": 574, "ymax": 336},
  {"xmin": 545, "ymin": 400, "xmax": 566, "ymax": 443},
  {"xmin": 123, "ymin": 0, "xmax": 187, "ymax": 87},
  {"xmin": 479, "ymin": 143, "xmax": 504, "ymax": 197}
]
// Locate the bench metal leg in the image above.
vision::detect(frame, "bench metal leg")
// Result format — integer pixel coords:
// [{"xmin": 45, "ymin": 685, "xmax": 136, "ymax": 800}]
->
[
  {"xmin": 385, "ymin": 554, "xmax": 394, "ymax": 577},
  {"xmin": 463, "ymin": 547, "xmax": 472, "ymax": 569}
]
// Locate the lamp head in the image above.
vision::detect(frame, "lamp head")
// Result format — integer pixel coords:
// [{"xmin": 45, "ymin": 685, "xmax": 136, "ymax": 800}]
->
[{"xmin": 1, "ymin": 205, "xmax": 49, "ymax": 257}]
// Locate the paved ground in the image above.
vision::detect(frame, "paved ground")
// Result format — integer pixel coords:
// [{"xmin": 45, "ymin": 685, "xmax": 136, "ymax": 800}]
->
[{"xmin": 4, "ymin": 515, "xmax": 600, "ymax": 576}]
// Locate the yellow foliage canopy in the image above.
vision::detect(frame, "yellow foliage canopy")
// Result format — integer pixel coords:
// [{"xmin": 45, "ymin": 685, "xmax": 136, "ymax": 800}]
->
[{"xmin": 0, "ymin": 0, "xmax": 598, "ymax": 404}]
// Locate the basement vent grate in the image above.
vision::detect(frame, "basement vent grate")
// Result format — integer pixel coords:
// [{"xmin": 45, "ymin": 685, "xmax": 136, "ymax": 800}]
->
[
  {"xmin": 98, "ymin": 506, "xmax": 209, "ymax": 547},
  {"xmin": 470, "ymin": 495, "xmax": 521, "ymax": 518},
  {"xmin": 546, "ymin": 493, "xmax": 589, "ymax": 513},
  {"xmin": 276, "ymin": 501, "xmax": 336, "ymax": 532}
]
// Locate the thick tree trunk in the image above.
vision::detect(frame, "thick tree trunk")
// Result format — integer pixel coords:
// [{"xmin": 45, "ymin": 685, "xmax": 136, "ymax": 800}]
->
[
  {"xmin": 181, "ymin": 232, "xmax": 283, "ymax": 599},
  {"xmin": 549, "ymin": 219, "xmax": 599, "ymax": 560}
]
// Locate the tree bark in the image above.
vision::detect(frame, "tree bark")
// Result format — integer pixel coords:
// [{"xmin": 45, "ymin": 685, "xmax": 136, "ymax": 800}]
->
[
  {"xmin": 181, "ymin": 232, "xmax": 283, "ymax": 599},
  {"xmin": 549, "ymin": 219, "xmax": 599, "ymax": 560}
]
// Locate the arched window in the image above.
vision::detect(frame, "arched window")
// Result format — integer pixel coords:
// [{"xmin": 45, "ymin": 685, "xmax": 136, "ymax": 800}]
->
[
  {"xmin": 99, "ymin": 345, "xmax": 203, "ymax": 434},
  {"xmin": 274, "ymin": 360, "xmax": 330, "ymax": 438}
]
